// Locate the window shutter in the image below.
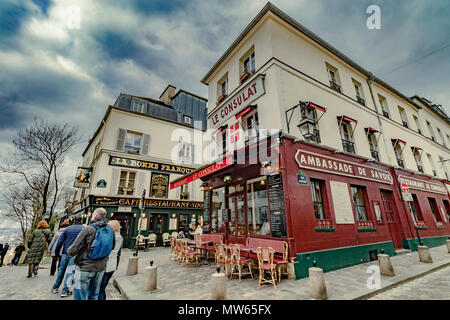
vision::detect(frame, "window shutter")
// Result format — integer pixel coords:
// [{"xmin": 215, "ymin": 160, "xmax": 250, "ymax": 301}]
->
[
  {"xmin": 135, "ymin": 171, "xmax": 146, "ymax": 197},
  {"xmin": 141, "ymin": 134, "xmax": 150, "ymax": 155},
  {"xmin": 110, "ymin": 168, "xmax": 120, "ymax": 195},
  {"xmin": 116, "ymin": 128, "xmax": 126, "ymax": 151}
]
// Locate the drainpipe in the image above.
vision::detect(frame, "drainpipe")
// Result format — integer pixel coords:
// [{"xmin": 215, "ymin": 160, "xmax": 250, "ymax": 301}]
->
[{"xmin": 366, "ymin": 73, "xmax": 394, "ymax": 165}]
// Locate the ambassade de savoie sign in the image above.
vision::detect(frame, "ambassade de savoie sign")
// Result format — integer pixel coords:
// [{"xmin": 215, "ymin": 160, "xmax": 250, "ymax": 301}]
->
[
  {"xmin": 295, "ymin": 150, "xmax": 393, "ymax": 184},
  {"xmin": 208, "ymin": 74, "xmax": 265, "ymax": 129}
]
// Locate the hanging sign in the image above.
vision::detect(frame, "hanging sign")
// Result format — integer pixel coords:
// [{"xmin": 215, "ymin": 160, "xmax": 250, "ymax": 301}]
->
[
  {"xmin": 74, "ymin": 167, "xmax": 93, "ymax": 188},
  {"xmin": 150, "ymin": 173, "xmax": 169, "ymax": 198}
]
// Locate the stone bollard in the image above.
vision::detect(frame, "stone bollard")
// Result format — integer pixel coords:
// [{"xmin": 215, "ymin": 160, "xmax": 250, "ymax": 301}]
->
[
  {"xmin": 287, "ymin": 262, "xmax": 296, "ymax": 280},
  {"xmin": 211, "ymin": 272, "xmax": 227, "ymax": 300},
  {"xmin": 309, "ymin": 267, "xmax": 328, "ymax": 300},
  {"xmin": 446, "ymin": 240, "xmax": 450, "ymax": 253},
  {"xmin": 127, "ymin": 256, "xmax": 139, "ymax": 276},
  {"xmin": 378, "ymin": 254, "xmax": 395, "ymax": 276},
  {"xmin": 143, "ymin": 266, "xmax": 157, "ymax": 291},
  {"xmin": 418, "ymin": 246, "xmax": 433, "ymax": 263}
]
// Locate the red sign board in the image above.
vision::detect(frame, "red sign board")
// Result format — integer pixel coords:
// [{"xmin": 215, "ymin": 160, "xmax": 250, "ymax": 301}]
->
[
  {"xmin": 170, "ymin": 156, "xmax": 233, "ymax": 189},
  {"xmin": 401, "ymin": 184, "xmax": 409, "ymax": 192},
  {"xmin": 295, "ymin": 150, "xmax": 393, "ymax": 185},
  {"xmin": 397, "ymin": 175, "xmax": 447, "ymax": 195}
]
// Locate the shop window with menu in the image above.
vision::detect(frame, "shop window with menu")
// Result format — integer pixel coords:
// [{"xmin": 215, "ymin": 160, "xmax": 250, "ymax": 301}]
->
[
  {"xmin": 247, "ymin": 176, "xmax": 269, "ymax": 236},
  {"xmin": 179, "ymin": 214, "xmax": 189, "ymax": 231},
  {"xmin": 351, "ymin": 185, "xmax": 369, "ymax": 221},
  {"xmin": 211, "ymin": 187, "xmax": 226, "ymax": 233}
]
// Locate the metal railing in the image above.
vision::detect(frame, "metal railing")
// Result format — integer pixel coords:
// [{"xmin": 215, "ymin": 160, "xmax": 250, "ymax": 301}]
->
[
  {"xmin": 330, "ymin": 81, "xmax": 341, "ymax": 93},
  {"xmin": 341, "ymin": 139, "xmax": 355, "ymax": 154},
  {"xmin": 357, "ymin": 96, "xmax": 366, "ymax": 106},
  {"xmin": 397, "ymin": 158, "xmax": 405, "ymax": 168},
  {"xmin": 417, "ymin": 165, "xmax": 424, "ymax": 173},
  {"xmin": 306, "ymin": 129, "xmax": 321, "ymax": 144},
  {"xmin": 402, "ymin": 121, "xmax": 409, "ymax": 128},
  {"xmin": 370, "ymin": 149, "xmax": 379, "ymax": 161},
  {"xmin": 383, "ymin": 111, "xmax": 390, "ymax": 118}
]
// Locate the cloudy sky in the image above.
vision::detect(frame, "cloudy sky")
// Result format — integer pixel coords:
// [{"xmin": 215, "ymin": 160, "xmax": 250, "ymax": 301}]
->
[{"xmin": 0, "ymin": 0, "xmax": 449, "ymax": 217}]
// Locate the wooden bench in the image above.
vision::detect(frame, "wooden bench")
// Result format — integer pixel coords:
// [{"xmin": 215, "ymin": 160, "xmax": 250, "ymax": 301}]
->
[{"xmin": 246, "ymin": 237, "xmax": 289, "ymax": 282}]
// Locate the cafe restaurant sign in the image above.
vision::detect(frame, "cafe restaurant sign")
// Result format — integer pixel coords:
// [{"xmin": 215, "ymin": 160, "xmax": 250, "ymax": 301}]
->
[
  {"xmin": 295, "ymin": 150, "xmax": 393, "ymax": 185},
  {"xmin": 93, "ymin": 196, "xmax": 204, "ymax": 209},
  {"xmin": 109, "ymin": 156, "xmax": 195, "ymax": 175},
  {"xmin": 397, "ymin": 175, "xmax": 447, "ymax": 195},
  {"xmin": 208, "ymin": 74, "xmax": 265, "ymax": 129}
]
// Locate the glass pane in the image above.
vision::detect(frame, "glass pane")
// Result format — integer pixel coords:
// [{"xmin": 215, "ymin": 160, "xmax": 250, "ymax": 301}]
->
[
  {"xmin": 247, "ymin": 177, "xmax": 269, "ymax": 235},
  {"xmin": 211, "ymin": 187, "xmax": 225, "ymax": 233},
  {"xmin": 237, "ymin": 194, "xmax": 245, "ymax": 236}
]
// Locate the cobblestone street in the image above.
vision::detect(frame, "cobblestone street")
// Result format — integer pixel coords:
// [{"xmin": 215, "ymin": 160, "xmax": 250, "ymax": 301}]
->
[
  {"xmin": 368, "ymin": 266, "xmax": 450, "ymax": 300},
  {"xmin": 0, "ymin": 264, "xmax": 121, "ymax": 300}
]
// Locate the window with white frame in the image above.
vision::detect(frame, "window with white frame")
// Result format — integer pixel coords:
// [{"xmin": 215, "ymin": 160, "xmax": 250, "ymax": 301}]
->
[
  {"xmin": 177, "ymin": 140, "xmax": 193, "ymax": 163},
  {"xmin": 413, "ymin": 115, "xmax": 422, "ymax": 134},
  {"xmin": 243, "ymin": 109, "xmax": 259, "ymax": 144},
  {"xmin": 124, "ymin": 131, "xmax": 142, "ymax": 154},
  {"xmin": 242, "ymin": 51, "xmax": 255, "ymax": 76},
  {"xmin": 118, "ymin": 170, "xmax": 136, "ymax": 195},
  {"xmin": 131, "ymin": 99, "xmax": 145, "ymax": 113},
  {"xmin": 217, "ymin": 75, "xmax": 228, "ymax": 101},
  {"xmin": 326, "ymin": 63, "xmax": 341, "ymax": 92},
  {"xmin": 427, "ymin": 153, "xmax": 437, "ymax": 176},
  {"xmin": 378, "ymin": 95, "xmax": 390, "ymax": 118},
  {"xmin": 412, "ymin": 148, "xmax": 423, "ymax": 173},
  {"xmin": 426, "ymin": 121, "xmax": 436, "ymax": 141},
  {"xmin": 437, "ymin": 128, "xmax": 446, "ymax": 147},
  {"xmin": 338, "ymin": 121, "xmax": 355, "ymax": 154},
  {"xmin": 183, "ymin": 115, "xmax": 192, "ymax": 125},
  {"xmin": 352, "ymin": 79, "xmax": 365, "ymax": 106},
  {"xmin": 180, "ymin": 183, "xmax": 190, "ymax": 200},
  {"xmin": 398, "ymin": 106, "xmax": 409, "ymax": 128},
  {"xmin": 392, "ymin": 141, "xmax": 405, "ymax": 168}
]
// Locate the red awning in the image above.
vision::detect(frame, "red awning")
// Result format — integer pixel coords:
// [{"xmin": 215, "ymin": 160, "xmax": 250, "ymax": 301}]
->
[
  {"xmin": 211, "ymin": 125, "xmax": 227, "ymax": 136},
  {"xmin": 411, "ymin": 146, "xmax": 423, "ymax": 152},
  {"xmin": 365, "ymin": 127, "xmax": 379, "ymax": 134},
  {"xmin": 170, "ymin": 155, "xmax": 233, "ymax": 189},
  {"xmin": 304, "ymin": 101, "xmax": 326, "ymax": 113},
  {"xmin": 337, "ymin": 115, "xmax": 358, "ymax": 124},
  {"xmin": 392, "ymin": 138, "xmax": 406, "ymax": 145},
  {"xmin": 235, "ymin": 105, "xmax": 256, "ymax": 119}
]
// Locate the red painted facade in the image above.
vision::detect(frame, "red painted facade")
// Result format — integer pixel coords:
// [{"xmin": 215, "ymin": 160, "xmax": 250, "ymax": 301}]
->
[{"xmin": 198, "ymin": 135, "xmax": 450, "ymax": 259}]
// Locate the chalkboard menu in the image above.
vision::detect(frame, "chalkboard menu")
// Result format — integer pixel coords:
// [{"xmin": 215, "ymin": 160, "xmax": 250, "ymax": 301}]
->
[{"xmin": 268, "ymin": 174, "xmax": 287, "ymax": 237}]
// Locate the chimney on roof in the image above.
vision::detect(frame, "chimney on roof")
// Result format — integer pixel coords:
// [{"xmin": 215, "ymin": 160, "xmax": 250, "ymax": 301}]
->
[{"xmin": 160, "ymin": 85, "xmax": 176, "ymax": 105}]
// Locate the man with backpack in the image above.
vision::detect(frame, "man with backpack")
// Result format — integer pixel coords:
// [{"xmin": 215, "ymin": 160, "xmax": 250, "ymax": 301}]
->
[{"xmin": 68, "ymin": 208, "xmax": 115, "ymax": 300}]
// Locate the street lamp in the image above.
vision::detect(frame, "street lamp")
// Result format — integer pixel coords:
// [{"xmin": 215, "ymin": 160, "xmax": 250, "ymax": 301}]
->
[
  {"xmin": 297, "ymin": 117, "xmax": 316, "ymax": 139},
  {"xmin": 223, "ymin": 175, "xmax": 232, "ymax": 184},
  {"xmin": 135, "ymin": 189, "xmax": 146, "ymax": 257}
]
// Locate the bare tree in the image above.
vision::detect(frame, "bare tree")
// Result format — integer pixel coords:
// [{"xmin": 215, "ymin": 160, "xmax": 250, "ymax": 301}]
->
[{"xmin": 0, "ymin": 118, "xmax": 79, "ymax": 221}]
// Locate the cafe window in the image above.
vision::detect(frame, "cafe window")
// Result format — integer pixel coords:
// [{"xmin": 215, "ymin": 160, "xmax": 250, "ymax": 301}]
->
[
  {"xmin": 428, "ymin": 198, "xmax": 442, "ymax": 222},
  {"xmin": 211, "ymin": 187, "xmax": 226, "ymax": 233},
  {"xmin": 310, "ymin": 179, "xmax": 326, "ymax": 220},
  {"xmin": 179, "ymin": 214, "xmax": 189, "ymax": 230},
  {"xmin": 118, "ymin": 170, "xmax": 136, "ymax": 195},
  {"xmin": 247, "ymin": 177, "xmax": 269, "ymax": 236},
  {"xmin": 124, "ymin": 131, "xmax": 142, "ymax": 154},
  {"xmin": 351, "ymin": 185, "xmax": 368, "ymax": 221},
  {"xmin": 410, "ymin": 194, "xmax": 424, "ymax": 222}
]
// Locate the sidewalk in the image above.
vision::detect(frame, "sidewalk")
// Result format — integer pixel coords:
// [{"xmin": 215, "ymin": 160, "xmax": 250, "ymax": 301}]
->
[{"xmin": 113, "ymin": 244, "xmax": 450, "ymax": 300}]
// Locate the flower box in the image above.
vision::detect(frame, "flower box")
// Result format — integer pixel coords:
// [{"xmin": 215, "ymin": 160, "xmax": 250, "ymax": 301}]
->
[{"xmin": 240, "ymin": 71, "xmax": 250, "ymax": 83}]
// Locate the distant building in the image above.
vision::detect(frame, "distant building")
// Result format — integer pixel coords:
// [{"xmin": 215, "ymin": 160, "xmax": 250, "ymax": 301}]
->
[{"xmin": 68, "ymin": 86, "xmax": 207, "ymax": 248}]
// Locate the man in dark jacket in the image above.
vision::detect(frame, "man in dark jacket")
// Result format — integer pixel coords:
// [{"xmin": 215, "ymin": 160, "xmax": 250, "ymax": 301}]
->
[
  {"xmin": 12, "ymin": 243, "xmax": 25, "ymax": 266},
  {"xmin": 68, "ymin": 208, "xmax": 114, "ymax": 300},
  {"xmin": 0, "ymin": 243, "xmax": 8, "ymax": 266},
  {"xmin": 51, "ymin": 217, "xmax": 83, "ymax": 297}
]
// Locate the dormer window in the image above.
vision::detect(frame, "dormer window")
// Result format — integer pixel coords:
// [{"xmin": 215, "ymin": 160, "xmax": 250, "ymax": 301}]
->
[
  {"xmin": 131, "ymin": 99, "xmax": 145, "ymax": 113},
  {"xmin": 183, "ymin": 115, "xmax": 192, "ymax": 125}
]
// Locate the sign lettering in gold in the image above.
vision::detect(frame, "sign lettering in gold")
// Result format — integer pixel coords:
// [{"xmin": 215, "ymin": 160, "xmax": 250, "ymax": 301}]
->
[
  {"xmin": 109, "ymin": 156, "xmax": 195, "ymax": 174},
  {"xmin": 93, "ymin": 196, "xmax": 203, "ymax": 209}
]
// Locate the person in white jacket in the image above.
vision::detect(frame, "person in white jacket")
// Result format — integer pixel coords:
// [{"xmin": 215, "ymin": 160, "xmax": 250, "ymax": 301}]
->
[{"xmin": 98, "ymin": 220, "xmax": 123, "ymax": 300}]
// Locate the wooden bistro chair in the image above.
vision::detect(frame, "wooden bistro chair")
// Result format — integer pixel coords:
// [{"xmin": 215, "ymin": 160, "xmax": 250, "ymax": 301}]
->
[
  {"xmin": 215, "ymin": 243, "xmax": 231, "ymax": 277},
  {"xmin": 135, "ymin": 235, "xmax": 146, "ymax": 250},
  {"xmin": 229, "ymin": 244, "xmax": 252, "ymax": 281},
  {"xmin": 256, "ymin": 247, "xmax": 277, "ymax": 289},
  {"xmin": 175, "ymin": 239, "xmax": 184, "ymax": 263},
  {"xmin": 149, "ymin": 233, "xmax": 157, "ymax": 247},
  {"xmin": 162, "ymin": 232, "xmax": 171, "ymax": 247},
  {"xmin": 182, "ymin": 239, "xmax": 200, "ymax": 267},
  {"xmin": 171, "ymin": 231, "xmax": 179, "ymax": 239},
  {"xmin": 274, "ymin": 241, "xmax": 289, "ymax": 283},
  {"xmin": 169, "ymin": 237, "xmax": 177, "ymax": 261}
]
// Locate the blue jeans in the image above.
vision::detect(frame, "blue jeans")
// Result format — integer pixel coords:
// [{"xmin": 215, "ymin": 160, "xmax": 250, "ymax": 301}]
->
[
  {"xmin": 73, "ymin": 268, "xmax": 105, "ymax": 300},
  {"xmin": 52, "ymin": 254, "xmax": 72, "ymax": 290},
  {"xmin": 98, "ymin": 271, "xmax": 114, "ymax": 300}
]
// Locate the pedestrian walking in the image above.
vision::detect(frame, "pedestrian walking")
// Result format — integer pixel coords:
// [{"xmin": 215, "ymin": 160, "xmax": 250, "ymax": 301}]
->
[
  {"xmin": 68, "ymin": 208, "xmax": 115, "ymax": 300},
  {"xmin": 23, "ymin": 221, "xmax": 52, "ymax": 278},
  {"xmin": 0, "ymin": 243, "xmax": 9, "ymax": 267},
  {"xmin": 98, "ymin": 220, "xmax": 123, "ymax": 300},
  {"xmin": 48, "ymin": 221, "xmax": 70, "ymax": 276},
  {"xmin": 51, "ymin": 217, "xmax": 83, "ymax": 297},
  {"xmin": 12, "ymin": 243, "xmax": 25, "ymax": 266}
]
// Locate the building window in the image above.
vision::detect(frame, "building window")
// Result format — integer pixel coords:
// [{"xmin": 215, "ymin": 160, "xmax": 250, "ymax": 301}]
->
[
  {"xmin": 426, "ymin": 121, "xmax": 436, "ymax": 142},
  {"xmin": 413, "ymin": 115, "xmax": 422, "ymax": 135},
  {"xmin": 352, "ymin": 79, "xmax": 365, "ymax": 106},
  {"xmin": 177, "ymin": 140, "xmax": 193, "ymax": 164},
  {"xmin": 378, "ymin": 95, "xmax": 390, "ymax": 118},
  {"xmin": 437, "ymin": 128, "xmax": 447, "ymax": 147},
  {"xmin": 351, "ymin": 186, "xmax": 368, "ymax": 221},
  {"xmin": 240, "ymin": 49, "xmax": 255, "ymax": 83},
  {"xmin": 243, "ymin": 109, "xmax": 259, "ymax": 144},
  {"xmin": 443, "ymin": 200, "xmax": 450, "ymax": 218},
  {"xmin": 326, "ymin": 63, "xmax": 341, "ymax": 93},
  {"xmin": 310, "ymin": 179, "xmax": 326, "ymax": 220},
  {"xmin": 217, "ymin": 75, "xmax": 228, "ymax": 103},
  {"xmin": 221, "ymin": 126, "xmax": 228, "ymax": 155},
  {"xmin": 247, "ymin": 177, "xmax": 269, "ymax": 236},
  {"xmin": 339, "ymin": 121, "xmax": 355, "ymax": 154},
  {"xmin": 367, "ymin": 132, "xmax": 379, "ymax": 161},
  {"xmin": 118, "ymin": 171, "xmax": 136, "ymax": 195},
  {"xmin": 392, "ymin": 141, "xmax": 405, "ymax": 168},
  {"xmin": 413, "ymin": 148, "xmax": 424, "ymax": 173},
  {"xmin": 398, "ymin": 107, "xmax": 409, "ymax": 128},
  {"xmin": 131, "ymin": 99, "xmax": 145, "ymax": 113},
  {"xmin": 183, "ymin": 115, "xmax": 192, "ymax": 125},
  {"xmin": 410, "ymin": 194, "xmax": 424, "ymax": 222},
  {"xmin": 427, "ymin": 154, "xmax": 437, "ymax": 176},
  {"xmin": 428, "ymin": 198, "xmax": 442, "ymax": 222},
  {"xmin": 211, "ymin": 187, "xmax": 226, "ymax": 234},
  {"xmin": 124, "ymin": 131, "xmax": 142, "ymax": 154}
]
